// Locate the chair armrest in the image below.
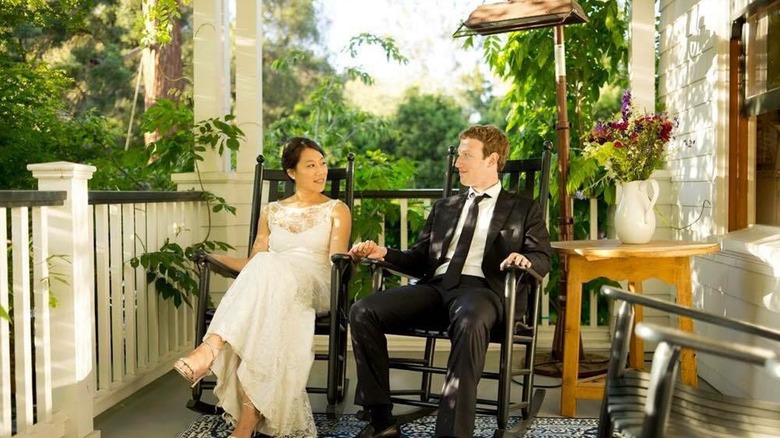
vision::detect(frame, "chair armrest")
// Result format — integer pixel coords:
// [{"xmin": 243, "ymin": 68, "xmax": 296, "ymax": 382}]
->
[
  {"xmin": 331, "ymin": 253, "xmax": 352, "ymax": 263},
  {"xmin": 359, "ymin": 258, "xmax": 418, "ymax": 279},
  {"xmin": 359, "ymin": 259, "xmax": 543, "ymax": 293},
  {"xmin": 503, "ymin": 264, "xmax": 544, "ymax": 283},
  {"xmin": 331, "ymin": 253, "xmax": 353, "ymax": 282},
  {"xmin": 194, "ymin": 252, "xmax": 240, "ymax": 279},
  {"xmin": 602, "ymin": 285, "xmax": 780, "ymax": 343},
  {"xmin": 636, "ymin": 322, "xmax": 780, "ymax": 372}
]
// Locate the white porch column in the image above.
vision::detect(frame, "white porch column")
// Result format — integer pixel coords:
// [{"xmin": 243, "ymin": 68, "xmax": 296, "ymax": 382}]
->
[
  {"xmin": 234, "ymin": 0, "xmax": 263, "ymax": 172},
  {"xmin": 193, "ymin": 0, "xmax": 232, "ymax": 171},
  {"xmin": 27, "ymin": 162, "xmax": 99, "ymax": 438},
  {"xmin": 629, "ymin": 0, "xmax": 656, "ymax": 112}
]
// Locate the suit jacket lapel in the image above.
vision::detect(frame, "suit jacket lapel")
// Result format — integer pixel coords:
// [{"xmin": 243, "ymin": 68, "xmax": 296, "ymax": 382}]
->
[
  {"xmin": 485, "ymin": 189, "xmax": 515, "ymax": 249},
  {"xmin": 436, "ymin": 193, "xmax": 468, "ymax": 261}
]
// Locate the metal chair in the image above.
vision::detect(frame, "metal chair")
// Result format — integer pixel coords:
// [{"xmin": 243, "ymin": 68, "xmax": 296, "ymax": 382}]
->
[
  {"xmin": 599, "ymin": 285, "xmax": 780, "ymax": 438},
  {"xmin": 187, "ymin": 153, "xmax": 355, "ymax": 416},
  {"xmin": 362, "ymin": 143, "xmax": 552, "ymax": 437}
]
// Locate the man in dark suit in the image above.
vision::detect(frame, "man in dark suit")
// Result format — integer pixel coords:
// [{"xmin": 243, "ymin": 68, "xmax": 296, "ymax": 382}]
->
[{"xmin": 348, "ymin": 125, "xmax": 552, "ymax": 438}]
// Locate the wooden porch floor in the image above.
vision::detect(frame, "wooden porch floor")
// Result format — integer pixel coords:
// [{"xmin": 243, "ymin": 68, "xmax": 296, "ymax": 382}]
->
[{"xmin": 94, "ymin": 349, "xmax": 604, "ymax": 437}]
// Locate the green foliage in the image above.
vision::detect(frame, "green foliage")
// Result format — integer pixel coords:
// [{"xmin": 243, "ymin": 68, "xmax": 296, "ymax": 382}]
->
[
  {"xmin": 349, "ymin": 150, "xmax": 419, "ymax": 299},
  {"xmin": 1, "ymin": 239, "xmax": 66, "ymax": 323},
  {"xmin": 391, "ymin": 90, "xmax": 469, "ymax": 188},
  {"xmin": 473, "ymin": 0, "xmax": 628, "ymax": 162},
  {"xmin": 142, "ymin": 99, "xmax": 244, "ymax": 166},
  {"xmin": 263, "ymin": 33, "xmax": 407, "ymax": 166},
  {"xmin": 0, "ymin": 0, "xmax": 94, "ymax": 62},
  {"xmin": 142, "ymin": 0, "xmax": 188, "ymax": 46},
  {"xmin": 130, "ymin": 98, "xmax": 243, "ymax": 306},
  {"xmin": 457, "ymin": 68, "xmax": 508, "ymax": 128},
  {"xmin": 261, "ymin": 0, "xmax": 334, "ymax": 128},
  {"xmin": 0, "ymin": 62, "xmax": 116, "ymax": 189},
  {"xmin": 130, "ymin": 238, "xmax": 232, "ymax": 308},
  {"xmin": 89, "ymin": 98, "xmax": 244, "ymax": 191},
  {"xmin": 345, "ymin": 33, "xmax": 409, "ymax": 67}
]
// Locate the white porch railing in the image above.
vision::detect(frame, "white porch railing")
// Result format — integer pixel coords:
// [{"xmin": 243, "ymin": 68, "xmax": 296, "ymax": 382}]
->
[
  {"xmin": 88, "ymin": 191, "xmax": 207, "ymax": 415},
  {"xmin": 1, "ymin": 162, "xmax": 207, "ymax": 438}
]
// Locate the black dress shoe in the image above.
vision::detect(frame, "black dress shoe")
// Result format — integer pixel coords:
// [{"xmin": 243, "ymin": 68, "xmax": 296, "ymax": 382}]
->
[{"xmin": 354, "ymin": 420, "xmax": 401, "ymax": 438}]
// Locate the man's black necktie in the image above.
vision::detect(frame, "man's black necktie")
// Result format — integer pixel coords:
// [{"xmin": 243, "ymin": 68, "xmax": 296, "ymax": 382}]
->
[{"xmin": 442, "ymin": 193, "xmax": 489, "ymax": 289}]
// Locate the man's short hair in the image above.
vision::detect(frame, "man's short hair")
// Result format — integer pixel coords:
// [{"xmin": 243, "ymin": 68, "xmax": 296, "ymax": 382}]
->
[{"xmin": 459, "ymin": 125, "xmax": 510, "ymax": 171}]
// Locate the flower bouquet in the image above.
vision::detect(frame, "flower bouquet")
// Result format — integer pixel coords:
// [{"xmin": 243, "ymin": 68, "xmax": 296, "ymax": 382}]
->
[
  {"xmin": 582, "ymin": 90, "xmax": 677, "ymax": 243},
  {"xmin": 583, "ymin": 90, "xmax": 676, "ymax": 183}
]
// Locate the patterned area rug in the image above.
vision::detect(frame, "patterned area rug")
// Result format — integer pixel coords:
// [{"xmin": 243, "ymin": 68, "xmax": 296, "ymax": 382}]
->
[{"xmin": 178, "ymin": 414, "xmax": 600, "ymax": 438}]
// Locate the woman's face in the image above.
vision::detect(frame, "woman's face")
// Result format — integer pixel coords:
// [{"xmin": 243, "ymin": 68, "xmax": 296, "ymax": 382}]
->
[{"xmin": 288, "ymin": 147, "xmax": 328, "ymax": 192}]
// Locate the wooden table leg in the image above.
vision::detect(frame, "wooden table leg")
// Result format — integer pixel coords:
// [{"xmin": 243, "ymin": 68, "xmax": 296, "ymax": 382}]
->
[
  {"xmin": 675, "ymin": 257, "xmax": 698, "ymax": 387},
  {"xmin": 560, "ymin": 256, "xmax": 583, "ymax": 417},
  {"xmin": 627, "ymin": 282, "xmax": 644, "ymax": 370}
]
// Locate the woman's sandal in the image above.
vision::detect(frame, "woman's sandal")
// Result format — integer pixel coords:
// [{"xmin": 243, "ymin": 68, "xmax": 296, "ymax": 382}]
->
[{"xmin": 173, "ymin": 338, "xmax": 221, "ymax": 387}]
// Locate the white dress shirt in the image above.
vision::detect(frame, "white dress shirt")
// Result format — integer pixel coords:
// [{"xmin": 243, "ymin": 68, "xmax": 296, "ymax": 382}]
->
[{"xmin": 435, "ymin": 182, "xmax": 502, "ymax": 278}]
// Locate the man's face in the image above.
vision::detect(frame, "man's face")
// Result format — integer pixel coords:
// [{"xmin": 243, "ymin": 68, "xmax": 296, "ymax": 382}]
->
[{"xmin": 454, "ymin": 137, "xmax": 498, "ymax": 191}]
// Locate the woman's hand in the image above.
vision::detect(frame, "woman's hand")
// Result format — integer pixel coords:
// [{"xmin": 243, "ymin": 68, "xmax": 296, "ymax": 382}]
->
[
  {"xmin": 500, "ymin": 252, "xmax": 531, "ymax": 271},
  {"xmin": 348, "ymin": 240, "xmax": 388, "ymax": 261}
]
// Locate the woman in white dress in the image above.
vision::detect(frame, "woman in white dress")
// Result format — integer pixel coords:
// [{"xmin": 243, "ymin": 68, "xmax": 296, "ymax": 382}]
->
[{"xmin": 174, "ymin": 137, "xmax": 352, "ymax": 438}]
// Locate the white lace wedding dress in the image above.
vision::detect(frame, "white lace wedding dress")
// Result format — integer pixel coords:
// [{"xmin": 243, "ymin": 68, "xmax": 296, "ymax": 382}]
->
[{"xmin": 207, "ymin": 199, "xmax": 341, "ymax": 437}]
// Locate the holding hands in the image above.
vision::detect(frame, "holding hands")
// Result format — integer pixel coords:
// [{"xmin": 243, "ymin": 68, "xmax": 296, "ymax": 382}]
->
[
  {"xmin": 499, "ymin": 252, "xmax": 532, "ymax": 271},
  {"xmin": 349, "ymin": 240, "xmax": 388, "ymax": 261}
]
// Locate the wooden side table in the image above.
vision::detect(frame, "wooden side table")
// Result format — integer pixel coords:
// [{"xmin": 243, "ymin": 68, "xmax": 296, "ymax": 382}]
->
[{"xmin": 552, "ymin": 239, "xmax": 719, "ymax": 417}]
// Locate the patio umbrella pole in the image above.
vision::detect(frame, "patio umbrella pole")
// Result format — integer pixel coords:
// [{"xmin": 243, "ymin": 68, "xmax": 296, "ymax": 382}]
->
[{"xmin": 550, "ymin": 25, "xmax": 581, "ymax": 362}]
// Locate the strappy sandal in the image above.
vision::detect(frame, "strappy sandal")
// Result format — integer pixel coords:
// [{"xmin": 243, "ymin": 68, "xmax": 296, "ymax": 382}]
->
[{"xmin": 173, "ymin": 338, "xmax": 221, "ymax": 387}]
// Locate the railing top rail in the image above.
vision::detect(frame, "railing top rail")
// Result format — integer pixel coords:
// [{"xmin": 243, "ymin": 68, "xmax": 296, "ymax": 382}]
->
[
  {"xmin": 355, "ymin": 189, "xmax": 444, "ymax": 200},
  {"xmin": 88, "ymin": 191, "xmax": 206, "ymax": 205},
  {"xmin": 0, "ymin": 190, "xmax": 67, "ymax": 208},
  {"xmin": 2, "ymin": 187, "xmax": 497, "ymax": 206}
]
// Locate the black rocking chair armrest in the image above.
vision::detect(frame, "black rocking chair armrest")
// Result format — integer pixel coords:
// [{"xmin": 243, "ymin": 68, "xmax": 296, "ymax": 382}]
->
[
  {"xmin": 503, "ymin": 264, "xmax": 544, "ymax": 283},
  {"xmin": 330, "ymin": 252, "xmax": 352, "ymax": 265},
  {"xmin": 359, "ymin": 258, "xmax": 543, "ymax": 292},
  {"xmin": 359, "ymin": 257, "xmax": 418, "ymax": 280},
  {"xmin": 198, "ymin": 253, "xmax": 240, "ymax": 279},
  {"xmin": 331, "ymin": 253, "xmax": 353, "ymax": 279}
]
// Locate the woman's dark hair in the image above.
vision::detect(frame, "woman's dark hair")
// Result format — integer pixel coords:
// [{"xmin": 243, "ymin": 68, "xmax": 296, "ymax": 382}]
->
[{"xmin": 281, "ymin": 137, "xmax": 325, "ymax": 181}]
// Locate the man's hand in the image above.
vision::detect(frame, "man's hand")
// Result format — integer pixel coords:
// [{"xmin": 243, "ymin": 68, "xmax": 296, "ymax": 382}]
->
[
  {"xmin": 349, "ymin": 240, "xmax": 388, "ymax": 261},
  {"xmin": 500, "ymin": 252, "xmax": 532, "ymax": 271}
]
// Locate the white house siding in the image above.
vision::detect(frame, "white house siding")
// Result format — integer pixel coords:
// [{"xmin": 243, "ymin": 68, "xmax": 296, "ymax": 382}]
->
[{"xmin": 659, "ymin": 0, "xmax": 780, "ymax": 401}]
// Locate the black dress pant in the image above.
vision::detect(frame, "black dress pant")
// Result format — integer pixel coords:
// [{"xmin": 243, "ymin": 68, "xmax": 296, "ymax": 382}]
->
[{"xmin": 350, "ymin": 276, "xmax": 501, "ymax": 438}]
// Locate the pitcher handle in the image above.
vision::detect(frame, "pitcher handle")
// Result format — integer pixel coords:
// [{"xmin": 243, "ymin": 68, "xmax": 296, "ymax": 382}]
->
[{"xmin": 641, "ymin": 178, "xmax": 660, "ymax": 223}]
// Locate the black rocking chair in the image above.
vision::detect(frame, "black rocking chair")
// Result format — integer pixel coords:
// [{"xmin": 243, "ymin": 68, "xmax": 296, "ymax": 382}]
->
[
  {"xmin": 362, "ymin": 143, "xmax": 552, "ymax": 437},
  {"xmin": 187, "ymin": 153, "xmax": 355, "ymax": 416}
]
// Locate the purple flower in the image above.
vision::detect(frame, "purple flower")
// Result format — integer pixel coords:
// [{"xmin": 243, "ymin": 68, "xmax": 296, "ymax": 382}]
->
[{"xmin": 621, "ymin": 89, "xmax": 632, "ymax": 122}]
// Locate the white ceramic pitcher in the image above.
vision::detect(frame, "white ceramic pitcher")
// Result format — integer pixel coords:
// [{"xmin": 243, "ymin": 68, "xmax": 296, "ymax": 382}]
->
[{"xmin": 614, "ymin": 179, "xmax": 659, "ymax": 244}]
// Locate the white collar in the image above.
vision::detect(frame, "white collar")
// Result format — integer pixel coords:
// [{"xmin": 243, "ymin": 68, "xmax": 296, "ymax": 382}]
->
[{"xmin": 468, "ymin": 182, "xmax": 501, "ymax": 200}]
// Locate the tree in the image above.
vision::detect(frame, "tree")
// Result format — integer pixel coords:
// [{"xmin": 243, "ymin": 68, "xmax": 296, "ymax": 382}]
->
[
  {"xmin": 391, "ymin": 89, "xmax": 469, "ymax": 188},
  {"xmin": 457, "ymin": 67, "xmax": 508, "ymax": 128},
  {"xmin": 0, "ymin": 1, "xmax": 117, "ymax": 189},
  {"xmin": 141, "ymin": 0, "xmax": 186, "ymax": 144},
  {"xmin": 260, "ymin": 0, "xmax": 333, "ymax": 128}
]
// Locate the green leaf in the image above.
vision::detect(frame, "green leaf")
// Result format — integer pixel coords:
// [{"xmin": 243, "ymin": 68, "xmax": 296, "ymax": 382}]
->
[{"xmin": 0, "ymin": 305, "xmax": 10, "ymax": 323}]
